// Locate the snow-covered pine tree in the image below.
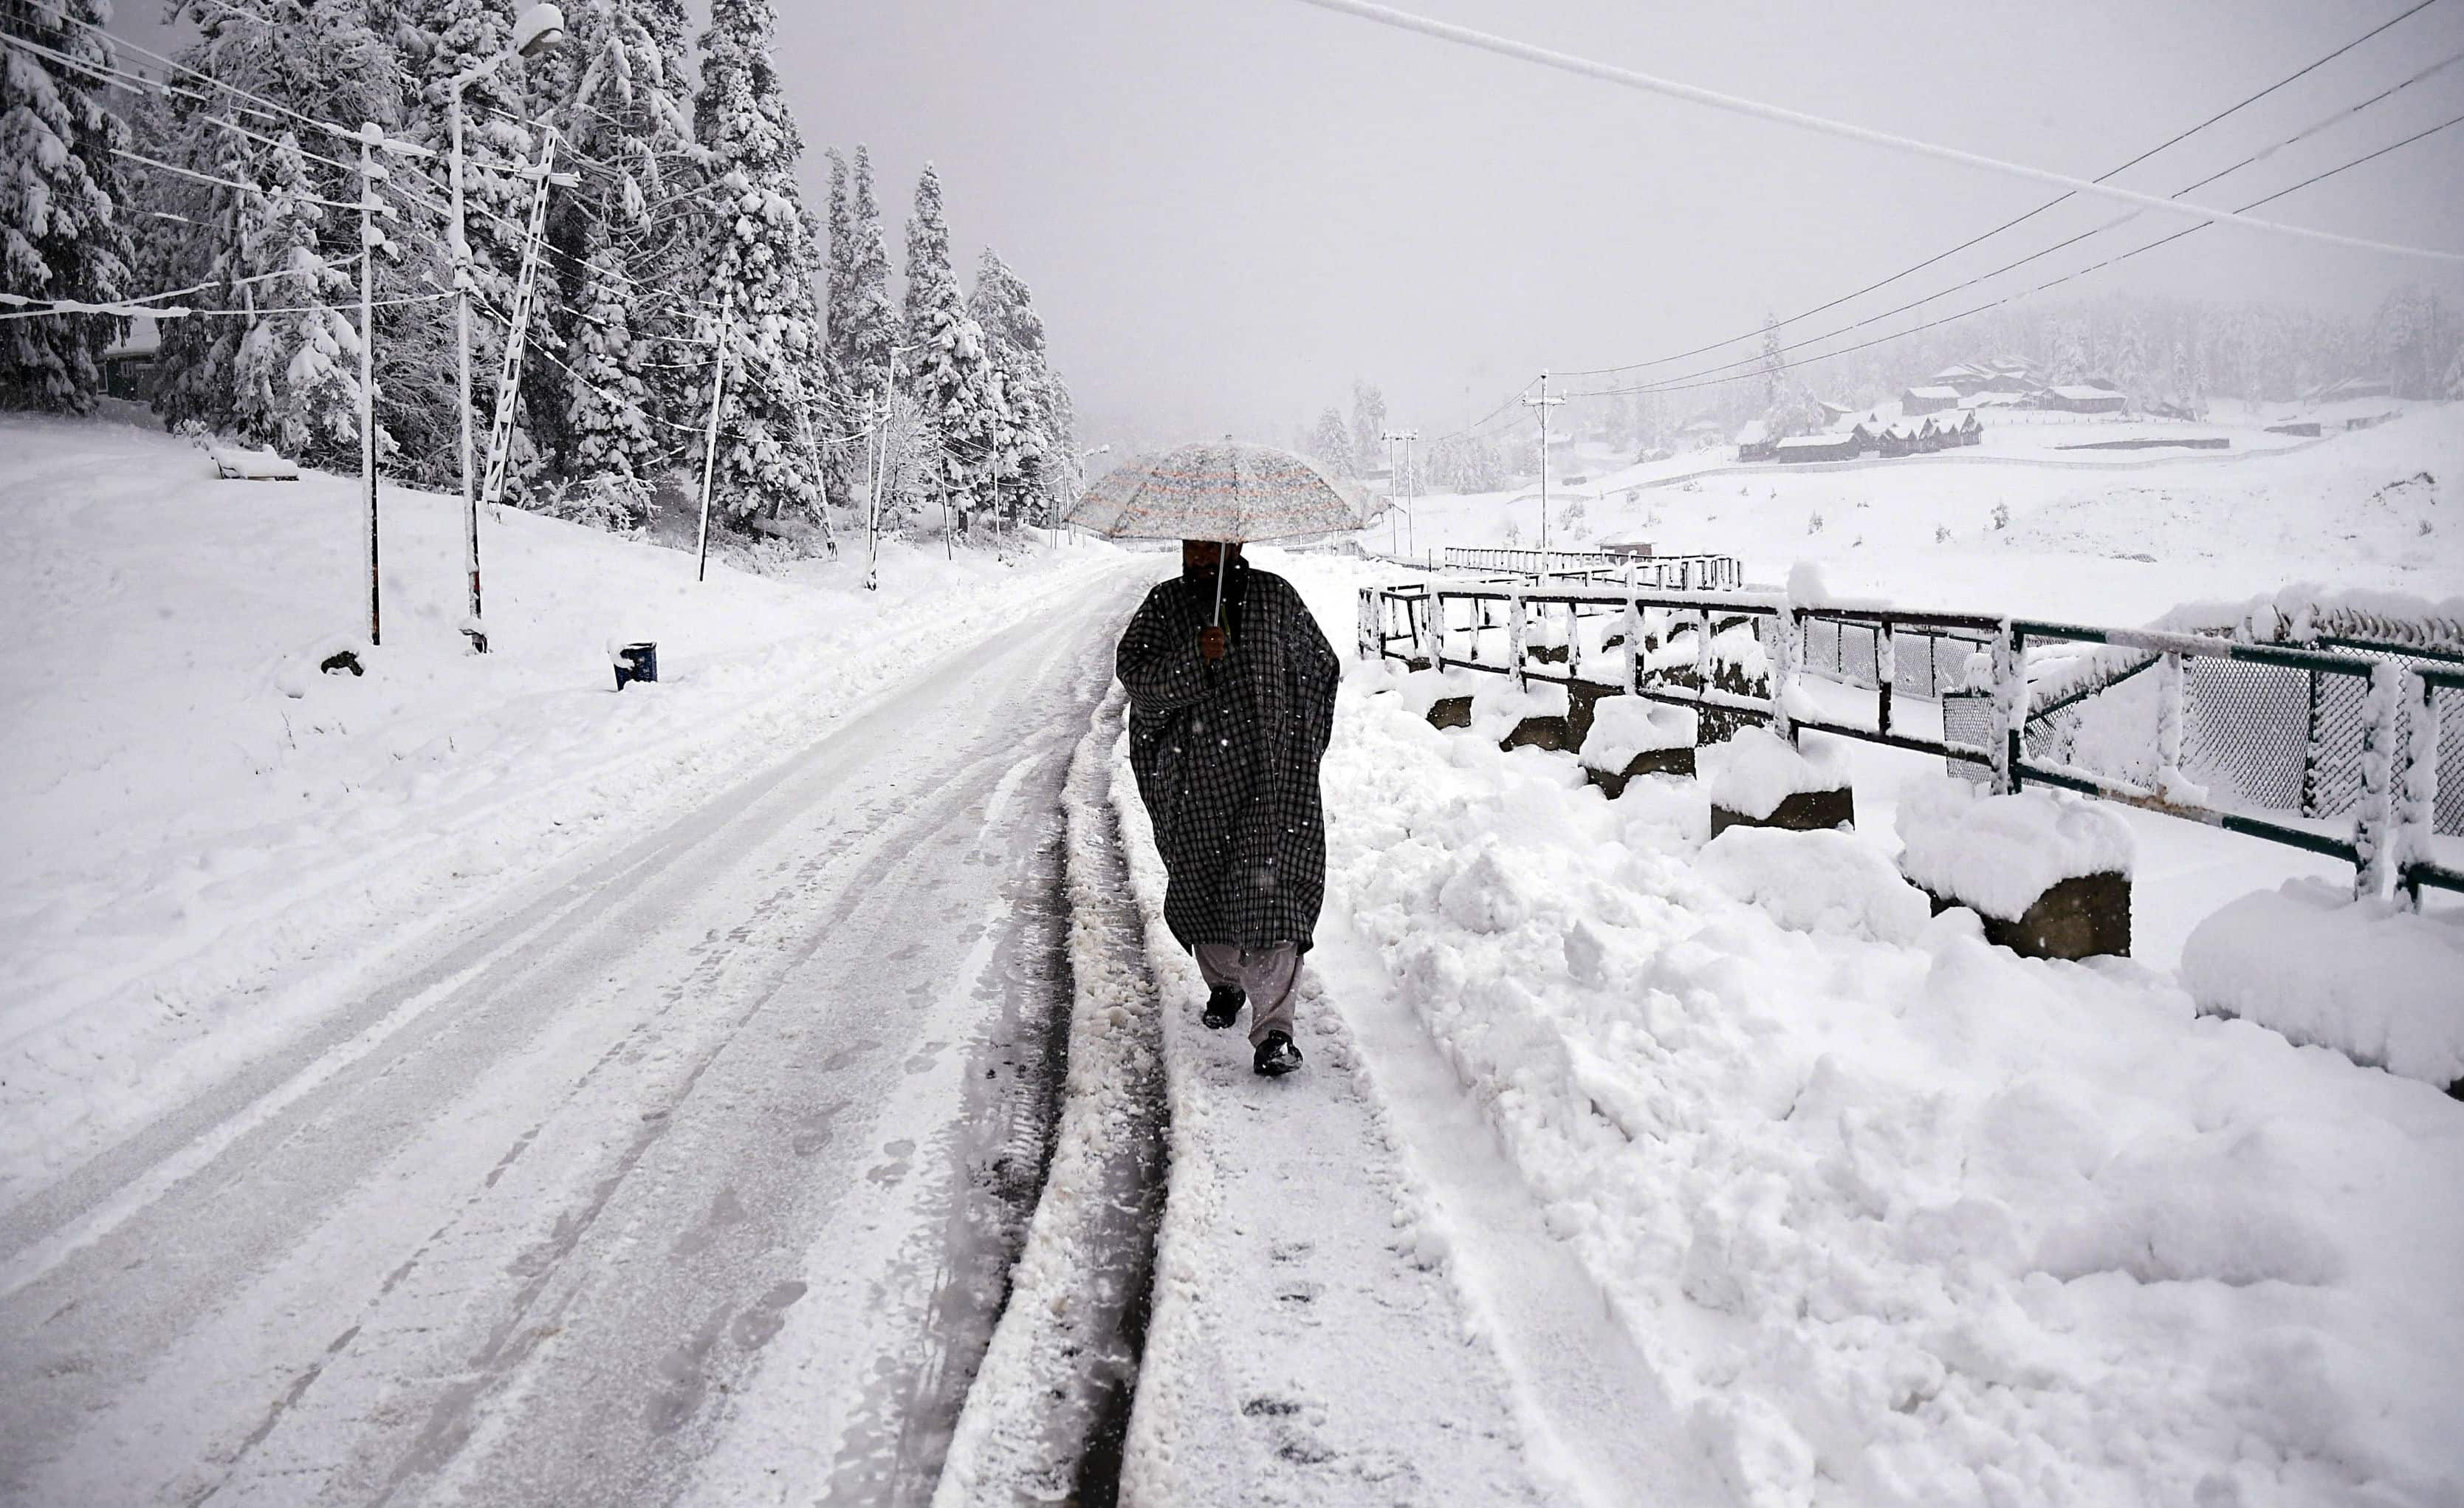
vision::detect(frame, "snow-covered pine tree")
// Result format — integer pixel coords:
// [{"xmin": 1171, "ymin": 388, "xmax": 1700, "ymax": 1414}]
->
[
  {"xmin": 1, "ymin": 0, "xmax": 132, "ymax": 413},
  {"xmin": 1308, "ymin": 405, "xmax": 1353, "ymax": 476},
  {"xmin": 694, "ymin": 0, "xmax": 826, "ymax": 524},
  {"xmin": 1755, "ymin": 313, "xmax": 1785, "ymax": 410},
  {"xmin": 901, "ymin": 162, "xmax": 1001, "ymax": 522},
  {"xmin": 399, "ymin": 0, "xmax": 550, "ymax": 496},
  {"xmin": 843, "ymin": 144, "xmax": 894, "ymax": 403},
  {"xmin": 229, "ymin": 131, "xmax": 363, "ymax": 463},
  {"xmin": 559, "ymin": 239, "xmax": 656, "ymax": 525},
  {"xmin": 545, "ymin": 0, "xmax": 699, "ymax": 496},
  {"xmin": 969, "ymin": 247, "xmax": 1063, "ymax": 523},
  {"xmin": 817, "ymin": 147, "xmax": 857, "ymax": 512},
  {"xmin": 1350, "ymin": 379, "xmax": 1386, "ymax": 476}
]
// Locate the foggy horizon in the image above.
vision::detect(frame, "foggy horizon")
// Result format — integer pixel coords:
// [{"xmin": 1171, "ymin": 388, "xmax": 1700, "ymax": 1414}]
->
[{"xmin": 106, "ymin": 0, "xmax": 2464, "ymax": 451}]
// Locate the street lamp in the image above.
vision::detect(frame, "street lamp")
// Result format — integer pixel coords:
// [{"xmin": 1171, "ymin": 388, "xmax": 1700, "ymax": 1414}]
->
[
  {"xmin": 1071, "ymin": 444, "xmax": 1109, "ymax": 546},
  {"xmin": 447, "ymin": 3, "xmax": 564, "ymax": 653}
]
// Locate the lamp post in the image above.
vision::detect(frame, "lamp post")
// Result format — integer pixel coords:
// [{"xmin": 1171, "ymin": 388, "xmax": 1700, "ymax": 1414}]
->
[
  {"xmin": 447, "ymin": 3, "xmax": 564, "ymax": 653},
  {"xmin": 1071, "ymin": 444, "xmax": 1109, "ymax": 546}
]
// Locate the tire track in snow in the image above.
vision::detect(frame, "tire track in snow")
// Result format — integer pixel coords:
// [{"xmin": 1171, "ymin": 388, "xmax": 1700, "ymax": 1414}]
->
[{"xmin": 933, "ymin": 685, "xmax": 1169, "ymax": 1507}]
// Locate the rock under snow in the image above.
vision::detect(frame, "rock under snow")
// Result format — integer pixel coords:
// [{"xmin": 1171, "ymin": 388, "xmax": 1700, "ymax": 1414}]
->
[
  {"xmin": 1895, "ymin": 775, "xmax": 2135, "ymax": 922},
  {"xmin": 1701, "ymin": 727, "xmax": 1849, "ymax": 820},
  {"xmin": 2181, "ymin": 879, "xmax": 2464, "ymax": 1089},
  {"xmin": 1695, "ymin": 826, "xmax": 1930, "ymax": 943},
  {"xmin": 1578, "ymin": 696, "xmax": 1695, "ymax": 772}
]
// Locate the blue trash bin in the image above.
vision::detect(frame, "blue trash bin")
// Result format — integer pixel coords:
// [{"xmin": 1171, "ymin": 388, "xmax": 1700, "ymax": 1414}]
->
[{"xmin": 615, "ymin": 642, "xmax": 658, "ymax": 690}]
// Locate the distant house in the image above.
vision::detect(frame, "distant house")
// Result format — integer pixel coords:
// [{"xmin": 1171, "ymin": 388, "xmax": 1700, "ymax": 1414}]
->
[
  {"xmin": 1946, "ymin": 410, "xmax": 1983, "ymax": 445},
  {"xmin": 1901, "ymin": 385, "xmax": 1962, "ymax": 417},
  {"xmin": 1817, "ymin": 400, "xmax": 1856, "ymax": 428},
  {"xmin": 1775, "ymin": 433, "xmax": 1859, "ymax": 463},
  {"xmin": 1735, "ymin": 419, "xmax": 1777, "ymax": 462},
  {"xmin": 103, "ymin": 318, "xmax": 161, "ymax": 402},
  {"xmin": 2041, "ymin": 385, "xmax": 2127, "ymax": 414},
  {"xmin": 1602, "ymin": 539, "xmax": 1656, "ymax": 558},
  {"xmin": 1879, "ymin": 420, "xmax": 1921, "ymax": 458},
  {"xmin": 2323, "ymin": 375, "xmax": 2394, "ymax": 401},
  {"xmin": 1960, "ymin": 391, "xmax": 2025, "ymax": 411}
]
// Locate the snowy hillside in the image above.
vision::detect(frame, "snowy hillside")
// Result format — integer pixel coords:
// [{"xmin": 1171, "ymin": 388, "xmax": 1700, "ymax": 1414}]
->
[
  {"xmin": 1379, "ymin": 403, "xmax": 2463, "ymax": 617},
  {"xmin": 0, "ymin": 414, "xmax": 1119, "ymax": 1197}
]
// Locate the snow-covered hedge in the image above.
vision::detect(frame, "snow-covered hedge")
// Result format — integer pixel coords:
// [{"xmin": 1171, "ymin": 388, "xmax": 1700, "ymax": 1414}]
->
[
  {"xmin": 1701, "ymin": 727, "xmax": 1848, "ymax": 820},
  {"xmin": 1895, "ymin": 775, "xmax": 2135, "ymax": 921},
  {"xmin": 2182, "ymin": 879, "xmax": 2464, "ymax": 1088},
  {"xmin": 1579, "ymin": 697, "xmax": 1695, "ymax": 772}
]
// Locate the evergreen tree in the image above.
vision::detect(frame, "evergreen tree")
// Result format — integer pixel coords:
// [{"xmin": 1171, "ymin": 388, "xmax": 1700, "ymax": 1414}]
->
[
  {"xmin": 970, "ymin": 247, "xmax": 1063, "ymax": 523},
  {"xmin": 901, "ymin": 162, "xmax": 1001, "ymax": 521},
  {"xmin": 560, "ymin": 239, "xmax": 657, "ymax": 525},
  {"xmin": 1350, "ymin": 378, "xmax": 1386, "ymax": 475},
  {"xmin": 818, "ymin": 148, "xmax": 858, "ymax": 511},
  {"xmin": 1, "ymin": 0, "xmax": 132, "ymax": 412},
  {"xmin": 694, "ymin": 0, "xmax": 826, "ymax": 523},
  {"xmin": 402, "ymin": 0, "xmax": 550, "ymax": 496},
  {"xmin": 1755, "ymin": 312, "xmax": 1785, "ymax": 411},
  {"xmin": 1308, "ymin": 405, "xmax": 1353, "ymax": 476},
  {"xmin": 547, "ymin": 0, "xmax": 699, "ymax": 484},
  {"xmin": 230, "ymin": 132, "xmax": 363, "ymax": 462}
]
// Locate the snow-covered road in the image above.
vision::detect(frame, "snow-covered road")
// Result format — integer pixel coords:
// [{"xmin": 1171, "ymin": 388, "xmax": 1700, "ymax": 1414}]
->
[{"xmin": 1, "ymin": 570, "xmax": 1145, "ymax": 1505}]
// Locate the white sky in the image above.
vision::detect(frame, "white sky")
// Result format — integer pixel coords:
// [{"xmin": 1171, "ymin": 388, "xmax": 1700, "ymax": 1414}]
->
[{"xmin": 109, "ymin": 0, "xmax": 2464, "ymax": 447}]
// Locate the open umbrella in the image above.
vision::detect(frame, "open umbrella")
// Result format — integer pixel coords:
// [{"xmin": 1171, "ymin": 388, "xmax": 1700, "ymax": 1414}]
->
[{"xmin": 1064, "ymin": 439, "xmax": 1366, "ymax": 628}]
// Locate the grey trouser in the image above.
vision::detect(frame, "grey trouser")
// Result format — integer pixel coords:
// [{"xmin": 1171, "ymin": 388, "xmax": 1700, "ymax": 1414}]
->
[{"xmin": 1192, "ymin": 943, "xmax": 1300, "ymax": 1047}]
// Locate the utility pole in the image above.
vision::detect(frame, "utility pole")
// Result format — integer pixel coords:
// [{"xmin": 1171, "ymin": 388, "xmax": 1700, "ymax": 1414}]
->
[
  {"xmin": 1523, "ymin": 374, "xmax": 1564, "ymax": 569},
  {"xmin": 1382, "ymin": 428, "xmax": 1418, "ymax": 560},
  {"xmin": 694, "ymin": 290, "xmax": 732, "ymax": 583},
  {"xmin": 357, "ymin": 124, "xmax": 383, "ymax": 646}
]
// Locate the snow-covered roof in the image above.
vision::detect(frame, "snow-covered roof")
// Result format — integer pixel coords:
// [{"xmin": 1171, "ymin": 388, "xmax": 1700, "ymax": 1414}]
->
[
  {"xmin": 1735, "ymin": 419, "xmax": 1770, "ymax": 445},
  {"xmin": 1960, "ymin": 391, "xmax": 2025, "ymax": 408},
  {"xmin": 1904, "ymin": 385, "xmax": 1961, "ymax": 400},
  {"xmin": 2048, "ymin": 385, "xmax": 2123, "ymax": 402},
  {"xmin": 1774, "ymin": 433, "xmax": 1851, "ymax": 450}
]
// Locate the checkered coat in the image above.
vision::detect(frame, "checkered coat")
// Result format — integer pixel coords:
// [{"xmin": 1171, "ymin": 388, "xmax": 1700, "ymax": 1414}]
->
[{"xmin": 1118, "ymin": 564, "xmax": 1341, "ymax": 954}]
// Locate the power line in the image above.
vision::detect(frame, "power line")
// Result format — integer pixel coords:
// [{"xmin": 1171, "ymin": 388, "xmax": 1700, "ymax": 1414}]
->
[
  {"xmin": 1552, "ymin": 0, "xmax": 2453, "ymax": 380},
  {"xmin": 1568, "ymin": 65, "xmax": 2464, "ymax": 400},
  {"xmin": 1286, "ymin": 0, "xmax": 2464, "ymax": 262},
  {"xmin": 1592, "ymin": 108, "xmax": 2464, "ymax": 402}
]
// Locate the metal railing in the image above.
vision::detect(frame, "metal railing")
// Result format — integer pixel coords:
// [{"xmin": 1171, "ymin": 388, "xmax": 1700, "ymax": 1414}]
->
[
  {"xmin": 1437, "ymin": 547, "xmax": 1743, "ymax": 590},
  {"xmin": 1356, "ymin": 580, "xmax": 2457, "ymax": 908}
]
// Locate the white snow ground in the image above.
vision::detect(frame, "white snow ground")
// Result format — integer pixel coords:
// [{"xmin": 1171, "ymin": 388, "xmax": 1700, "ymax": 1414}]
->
[{"xmin": 9, "ymin": 404, "xmax": 2463, "ymax": 1507}]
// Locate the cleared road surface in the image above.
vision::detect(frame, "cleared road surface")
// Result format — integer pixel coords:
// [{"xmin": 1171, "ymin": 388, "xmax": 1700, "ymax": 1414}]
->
[{"xmin": 1, "ymin": 572, "xmax": 1141, "ymax": 1507}]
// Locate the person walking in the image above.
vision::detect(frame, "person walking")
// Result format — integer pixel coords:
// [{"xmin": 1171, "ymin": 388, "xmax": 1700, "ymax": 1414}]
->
[{"xmin": 1117, "ymin": 541, "xmax": 1340, "ymax": 1075}]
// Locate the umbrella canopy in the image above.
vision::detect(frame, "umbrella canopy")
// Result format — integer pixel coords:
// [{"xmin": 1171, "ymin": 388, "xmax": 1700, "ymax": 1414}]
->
[{"xmin": 1064, "ymin": 440, "xmax": 1366, "ymax": 544}]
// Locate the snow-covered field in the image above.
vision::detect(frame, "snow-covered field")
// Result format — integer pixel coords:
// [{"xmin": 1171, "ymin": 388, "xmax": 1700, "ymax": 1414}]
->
[
  {"xmin": 1272, "ymin": 546, "xmax": 2464, "ymax": 1507},
  {"xmin": 1382, "ymin": 402, "xmax": 2462, "ymax": 617},
  {"xmin": 0, "ymin": 413, "xmax": 1121, "ymax": 1199}
]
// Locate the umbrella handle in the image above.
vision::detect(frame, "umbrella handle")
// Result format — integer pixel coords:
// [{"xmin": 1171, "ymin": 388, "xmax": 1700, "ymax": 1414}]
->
[{"xmin": 1212, "ymin": 540, "xmax": 1226, "ymax": 628}]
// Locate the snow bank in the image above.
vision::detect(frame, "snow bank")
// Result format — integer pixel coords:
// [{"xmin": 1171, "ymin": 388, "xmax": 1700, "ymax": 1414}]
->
[
  {"xmin": 0, "ymin": 415, "xmax": 1124, "ymax": 1198},
  {"xmin": 1579, "ymin": 696, "xmax": 1695, "ymax": 772},
  {"xmin": 1895, "ymin": 775, "xmax": 2135, "ymax": 920},
  {"xmin": 1695, "ymin": 826, "xmax": 1930, "ymax": 943},
  {"xmin": 1700, "ymin": 727, "xmax": 1848, "ymax": 818},
  {"xmin": 2182, "ymin": 879, "xmax": 2464, "ymax": 1088},
  {"xmin": 1278, "ymin": 548, "xmax": 2464, "ymax": 1508}
]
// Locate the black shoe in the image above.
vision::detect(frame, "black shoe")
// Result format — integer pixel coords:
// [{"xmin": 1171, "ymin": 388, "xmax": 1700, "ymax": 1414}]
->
[
  {"xmin": 1253, "ymin": 1030, "xmax": 1303, "ymax": 1077},
  {"xmin": 1202, "ymin": 985, "xmax": 1244, "ymax": 1030}
]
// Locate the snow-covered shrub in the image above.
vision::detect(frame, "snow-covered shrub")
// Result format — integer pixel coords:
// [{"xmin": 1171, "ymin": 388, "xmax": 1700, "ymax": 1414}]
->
[
  {"xmin": 1895, "ymin": 774, "xmax": 2134, "ymax": 921},
  {"xmin": 1991, "ymin": 501, "xmax": 2011, "ymax": 530},
  {"xmin": 2183, "ymin": 878, "xmax": 2464, "ymax": 1087}
]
